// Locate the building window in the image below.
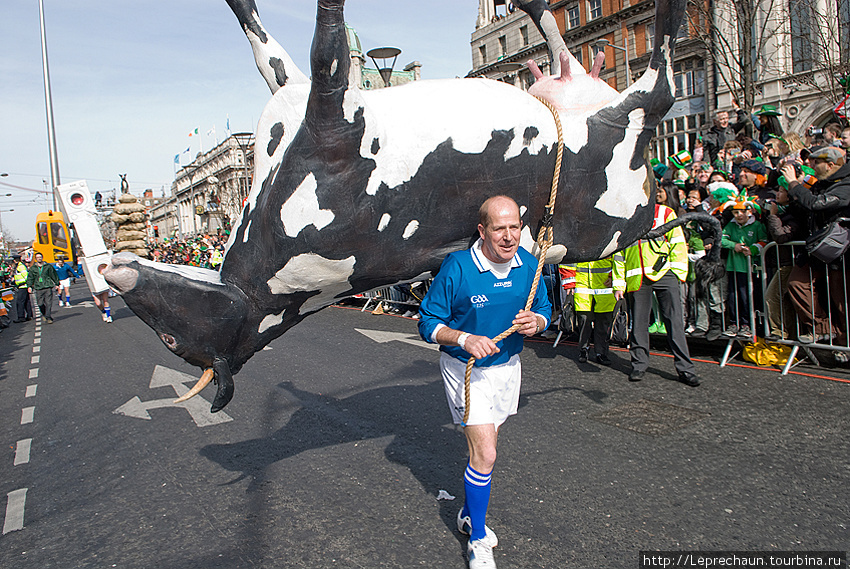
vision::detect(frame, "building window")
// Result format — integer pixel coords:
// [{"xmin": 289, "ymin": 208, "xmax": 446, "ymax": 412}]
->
[
  {"xmin": 645, "ymin": 23, "xmax": 655, "ymax": 53},
  {"xmin": 789, "ymin": 0, "xmax": 813, "ymax": 73},
  {"xmin": 571, "ymin": 47, "xmax": 583, "ymax": 66},
  {"xmin": 567, "ymin": 6, "xmax": 581, "ymax": 29},
  {"xmin": 587, "ymin": 0, "xmax": 602, "ymax": 20},
  {"xmin": 590, "ymin": 42, "xmax": 606, "ymax": 69},
  {"xmin": 479, "ymin": 44, "xmax": 488, "ymax": 65},
  {"xmin": 677, "ymin": 17, "xmax": 690, "ymax": 39},
  {"xmin": 520, "ymin": 25, "xmax": 529, "ymax": 47},
  {"xmin": 673, "ymin": 68, "xmax": 705, "ymax": 98},
  {"xmin": 499, "ymin": 35, "xmax": 507, "ymax": 57}
]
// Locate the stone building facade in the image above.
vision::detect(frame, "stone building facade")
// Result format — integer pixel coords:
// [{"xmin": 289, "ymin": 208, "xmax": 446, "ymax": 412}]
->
[
  {"xmin": 470, "ymin": 0, "xmax": 847, "ymax": 161},
  {"xmin": 149, "ymin": 133, "xmax": 254, "ymax": 241},
  {"xmin": 469, "ymin": 0, "xmax": 711, "ymax": 164}
]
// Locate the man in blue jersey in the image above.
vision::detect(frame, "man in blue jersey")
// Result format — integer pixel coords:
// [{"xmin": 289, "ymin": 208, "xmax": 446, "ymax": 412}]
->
[
  {"xmin": 54, "ymin": 257, "xmax": 80, "ymax": 307},
  {"xmin": 419, "ymin": 195, "xmax": 552, "ymax": 569}
]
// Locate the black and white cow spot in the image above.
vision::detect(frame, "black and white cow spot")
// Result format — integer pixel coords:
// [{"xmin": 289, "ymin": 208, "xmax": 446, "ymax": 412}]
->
[{"xmin": 267, "ymin": 122, "xmax": 285, "ymax": 156}]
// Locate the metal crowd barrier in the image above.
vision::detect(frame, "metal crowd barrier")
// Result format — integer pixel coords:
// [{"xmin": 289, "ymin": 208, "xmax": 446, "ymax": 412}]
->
[
  {"xmin": 359, "ymin": 281, "xmax": 430, "ymax": 314},
  {"xmin": 717, "ymin": 258, "xmax": 759, "ymax": 368},
  {"xmin": 756, "ymin": 241, "xmax": 850, "ymax": 374}
]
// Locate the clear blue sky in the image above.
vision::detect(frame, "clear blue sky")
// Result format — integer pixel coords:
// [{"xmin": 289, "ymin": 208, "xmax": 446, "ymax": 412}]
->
[{"xmin": 0, "ymin": 0, "xmax": 480, "ymax": 243}]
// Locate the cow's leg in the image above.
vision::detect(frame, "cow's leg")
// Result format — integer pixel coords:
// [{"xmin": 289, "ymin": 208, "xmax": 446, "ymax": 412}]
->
[
  {"xmin": 511, "ymin": 0, "xmax": 569, "ymax": 76},
  {"xmin": 306, "ymin": 0, "xmax": 351, "ymax": 129},
  {"xmin": 225, "ymin": 0, "xmax": 309, "ymax": 93}
]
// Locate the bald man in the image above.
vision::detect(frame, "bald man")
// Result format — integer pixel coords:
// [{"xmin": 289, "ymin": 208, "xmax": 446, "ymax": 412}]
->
[{"xmin": 419, "ymin": 195, "xmax": 552, "ymax": 569}]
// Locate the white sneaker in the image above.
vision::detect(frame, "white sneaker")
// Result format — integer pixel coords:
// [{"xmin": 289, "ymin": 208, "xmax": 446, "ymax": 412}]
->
[
  {"xmin": 102, "ymin": 312, "xmax": 108, "ymax": 321},
  {"xmin": 105, "ymin": 316, "xmax": 113, "ymax": 323},
  {"xmin": 457, "ymin": 510, "xmax": 498, "ymax": 548},
  {"xmin": 467, "ymin": 538, "xmax": 496, "ymax": 569},
  {"xmin": 58, "ymin": 301, "xmax": 64, "ymax": 307}
]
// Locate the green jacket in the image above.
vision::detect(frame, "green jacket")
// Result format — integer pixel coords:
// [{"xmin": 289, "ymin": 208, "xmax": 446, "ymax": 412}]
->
[
  {"xmin": 720, "ymin": 218, "xmax": 768, "ymax": 273},
  {"xmin": 27, "ymin": 262, "xmax": 60, "ymax": 290}
]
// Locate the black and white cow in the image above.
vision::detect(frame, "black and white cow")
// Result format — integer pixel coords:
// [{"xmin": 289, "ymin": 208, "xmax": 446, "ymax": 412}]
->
[{"xmin": 102, "ymin": 0, "xmax": 691, "ymax": 412}]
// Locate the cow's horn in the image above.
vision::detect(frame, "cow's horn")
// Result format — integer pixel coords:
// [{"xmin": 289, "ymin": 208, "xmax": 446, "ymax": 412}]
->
[{"xmin": 174, "ymin": 368, "xmax": 215, "ymax": 404}]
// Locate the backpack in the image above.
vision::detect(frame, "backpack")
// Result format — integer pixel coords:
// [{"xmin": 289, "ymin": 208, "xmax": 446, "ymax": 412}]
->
[
  {"xmin": 559, "ymin": 293, "xmax": 576, "ymax": 335},
  {"xmin": 609, "ymin": 297, "xmax": 629, "ymax": 347}
]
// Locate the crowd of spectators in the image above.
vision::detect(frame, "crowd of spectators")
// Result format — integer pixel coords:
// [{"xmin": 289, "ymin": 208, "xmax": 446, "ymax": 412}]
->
[
  {"xmin": 653, "ymin": 107, "xmax": 850, "ymax": 349},
  {"xmin": 148, "ymin": 234, "xmax": 226, "ymax": 269}
]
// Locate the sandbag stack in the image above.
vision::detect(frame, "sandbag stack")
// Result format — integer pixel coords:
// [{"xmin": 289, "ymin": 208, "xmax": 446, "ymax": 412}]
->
[{"xmin": 111, "ymin": 193, "xmax": 150, "ymax": 258}]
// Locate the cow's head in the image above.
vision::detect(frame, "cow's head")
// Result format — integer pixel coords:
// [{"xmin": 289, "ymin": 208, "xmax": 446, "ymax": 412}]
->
[{"xmin": 101, "ymin": 253, "xmax": 251, "ymax": 411}]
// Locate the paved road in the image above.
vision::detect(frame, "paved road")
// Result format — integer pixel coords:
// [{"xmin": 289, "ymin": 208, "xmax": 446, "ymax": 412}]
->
[{"xmin": 1, "ymin": 284, "xmax": 848, "ymax": 568}]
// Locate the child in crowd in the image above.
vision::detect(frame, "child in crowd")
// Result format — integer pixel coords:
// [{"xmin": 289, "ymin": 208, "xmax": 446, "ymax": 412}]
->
[
  {"xmin": 720, "ymin": 199, "xmax": 768, "ymax": 338},
  {"xmin": 684, "ymin": 188, "xmax": 708, "ymax": 336}
]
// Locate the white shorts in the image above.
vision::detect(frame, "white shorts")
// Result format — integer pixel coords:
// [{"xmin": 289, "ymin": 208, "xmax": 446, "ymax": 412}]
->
[
  {"xmin": 59, "ymin": 278, "xmax": 71, "ymax": 288},
  {"xmin": 440, "ymin": 352, "xmax": 522, "ymax": 428}
]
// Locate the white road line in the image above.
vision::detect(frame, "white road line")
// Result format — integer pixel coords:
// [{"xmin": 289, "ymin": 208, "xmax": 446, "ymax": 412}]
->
[
  {"xmin": 21, "ymin": 407, "xmax": 34, "ymax": 425},
  {"xmin": 3, "ymin": 489, "xmax": 28, "ymax": 534},
  {"xmin": 33, "ymin": 338, "xmax": 40, "ymax": 344},
  {"xmin": 28, "ymin": 368, "xmax": 38, "ymax": 379},
  {"xmin": 14, "ymin": 439, "xmax": 32, "ymax": 466},
  {"xmin": 25, "ymin": 385, "xmax": 37, "ymax": 398},
  {"xmin": 32, "ymin": 346, "xmax": 40, "ymax": 353},
  {"xmin": 31, "ymin": 356, "xmax": 40, "ymax": 364}
]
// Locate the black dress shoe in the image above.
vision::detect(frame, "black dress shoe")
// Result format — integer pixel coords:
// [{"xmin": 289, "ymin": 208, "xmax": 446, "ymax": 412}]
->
[
  {"xmin": 678, "ymin": 371, "xmax": 701, "ymax": 387},
  {"xmin": 596, "ymin": 354, "xmax": 611, "ymax": 366},
  {"xmin": 578, "ymin": 349, "xmax": 588, "ymax": 364},
  {"xmin": 629, "ymin": 370, "xmax": 645, "ymax": 382}
]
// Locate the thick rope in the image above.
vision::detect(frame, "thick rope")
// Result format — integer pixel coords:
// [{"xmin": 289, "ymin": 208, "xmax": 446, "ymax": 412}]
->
[{"xmin": 461, "ymin": 96, "xmax": 564, "ymax": 426}]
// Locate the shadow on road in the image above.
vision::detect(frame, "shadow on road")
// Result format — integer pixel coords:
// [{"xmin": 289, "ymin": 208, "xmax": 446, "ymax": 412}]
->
[{"xmin": 197, "ymin": 354, "xmax": 612, "ymax": 567}]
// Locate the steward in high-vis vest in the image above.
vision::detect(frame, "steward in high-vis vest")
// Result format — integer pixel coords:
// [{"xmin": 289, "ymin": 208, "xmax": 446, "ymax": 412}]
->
[
  {"xmin": 13, "ymin": 256, "xmax": 34, "ymax": 323},
  {"xmin": 622, "ymin": 199, "xmax": 700, "ymax": 387},
  {"xmin": 210, "ymin": 248, "xmax": 224, "ymax": 269},
  {"xmin": 561, "ymin": 255, "xmax": 625, "ymax": 365}
]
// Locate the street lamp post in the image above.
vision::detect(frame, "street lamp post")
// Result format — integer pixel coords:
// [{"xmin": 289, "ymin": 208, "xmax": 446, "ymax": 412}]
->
[
  {"xmin": 183, "ymin": 162, "xmax": 200, "ymax": 236},
  {"xmin": 366, "ymin": 47, "xmax": 402, "ymax": 87},
  {"xmin": 593, "ymin": 35, "xmax": 631, "ymax": 87},
  {"xmin": 38, "ymin": 0, "xmax": 60, "ymax": 210}
]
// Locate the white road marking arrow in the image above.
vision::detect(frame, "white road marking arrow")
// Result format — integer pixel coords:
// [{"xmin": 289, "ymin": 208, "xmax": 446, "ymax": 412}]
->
[
  {"xmin": 113, "ymin": 365, "xmax": 233, "ymax": 427},
  {"xmin": 355, "ymin": 328, "xmax": 439, "ymax": 351}
]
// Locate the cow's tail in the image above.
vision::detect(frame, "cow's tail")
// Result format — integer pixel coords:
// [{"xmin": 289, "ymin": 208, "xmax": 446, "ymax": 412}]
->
[
  {"xmin": 225, "ymin": 0, "xmax": 309, "ymax": 93},
  {"xmin": 642, "ymin": 212, "xmax": 725, "ymax": 294}
]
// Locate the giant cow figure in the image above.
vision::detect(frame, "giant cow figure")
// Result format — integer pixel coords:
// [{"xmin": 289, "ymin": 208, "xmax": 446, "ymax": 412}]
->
[{"xmin": 102, "ymin": 0, "xmax": 691, "ymax": 412}]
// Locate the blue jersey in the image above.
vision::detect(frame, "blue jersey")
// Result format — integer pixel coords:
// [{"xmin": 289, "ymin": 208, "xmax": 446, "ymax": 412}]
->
[
  {"xmin": 54, "ymin": 263, "xmax": 79, "ymax": 280},
  {"xmin": 418, "ymin": 243, "xmax": 552, "ymax": 367}
]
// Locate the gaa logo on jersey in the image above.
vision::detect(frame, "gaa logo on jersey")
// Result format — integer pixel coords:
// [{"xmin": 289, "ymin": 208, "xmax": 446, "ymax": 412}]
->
[{"xmin": 470, "ymin": 294, "xmax": 489, "ymax": 307}]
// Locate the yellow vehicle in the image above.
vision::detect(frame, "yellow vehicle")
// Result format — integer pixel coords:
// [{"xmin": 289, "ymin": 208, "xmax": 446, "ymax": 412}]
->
[{"xmin": 33, "ymin": 210, "xmax": 77, "ymax": 264}]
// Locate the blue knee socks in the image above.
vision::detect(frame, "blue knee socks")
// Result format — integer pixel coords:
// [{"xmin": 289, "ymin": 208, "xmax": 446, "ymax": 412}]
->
[
  {"xmin": 105, "ymin": 306, "xmax": 111, "ymax": 318},
  {"xmin": 463, "ymin": 463, "xmax": 492, "ymax": 541}
]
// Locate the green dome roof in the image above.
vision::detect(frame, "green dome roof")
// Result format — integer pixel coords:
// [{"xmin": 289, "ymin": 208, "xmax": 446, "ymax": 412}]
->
[{"xmin": 345, "ymin": 23, "xmax": 362, "ymax": 55}]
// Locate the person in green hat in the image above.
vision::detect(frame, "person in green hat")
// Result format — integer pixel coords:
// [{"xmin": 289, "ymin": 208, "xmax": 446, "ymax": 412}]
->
[{"xmin": 754, "ymin": 104, "xmax": 783, "ymax": 145}]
